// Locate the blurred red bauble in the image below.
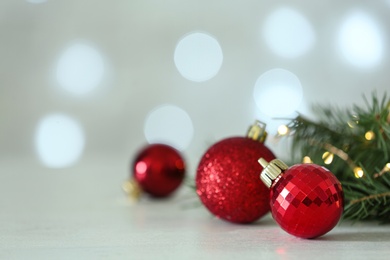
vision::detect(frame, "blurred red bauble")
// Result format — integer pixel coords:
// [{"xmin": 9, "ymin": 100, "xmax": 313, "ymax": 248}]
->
[
  {"xmin": 259, "ymin": 158, "xmax": 344, "ymax": 239},
  {"xmin": 196, "ymin": 121, "xmax": 276, "ymax": 223},
  {"xmin": 130, "ymin": 143, "xmax": 185, "ymax": 197}
]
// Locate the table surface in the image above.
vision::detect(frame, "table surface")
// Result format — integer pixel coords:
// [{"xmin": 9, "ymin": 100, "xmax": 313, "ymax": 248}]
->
[{"xmin": 1, "ymin": 156, "xmax": 390, "ymax": 260}]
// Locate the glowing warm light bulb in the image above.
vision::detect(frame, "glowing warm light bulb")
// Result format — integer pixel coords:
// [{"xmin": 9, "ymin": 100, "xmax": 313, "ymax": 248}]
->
[
  {"xmin": 302, "ymin": 156, "xmax": 313, "ymax": 164},
  {"xmin": 277, "ymin": 125, "xmax": 289, "ymax": 136},
  {"xmin": 374, "ymin": 163, "xmax": 390, "ymax": 178},
  {"xmin": 322, "ymin": 152, "xmax": 334, "ymax": 165},
  {"xmin": 354, "ymin": 167, "xmax": 364, "ymax": 178},
  {"xmin": 365, "ymin": 131, "xmax": 375, "ymax": 140}
]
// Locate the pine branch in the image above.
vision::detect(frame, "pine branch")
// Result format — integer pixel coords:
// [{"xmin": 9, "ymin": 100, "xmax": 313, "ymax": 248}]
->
[
  {"xmin": 343, "ymin": 171, "xmax": 390, "ymax": 222},
  {"xmin": 349, "ymin": 192, "xmax": 390, "ymax": 205},
  {"xmin": 286, "ymin": 93, "xmax": 390, "ymax": 222}
]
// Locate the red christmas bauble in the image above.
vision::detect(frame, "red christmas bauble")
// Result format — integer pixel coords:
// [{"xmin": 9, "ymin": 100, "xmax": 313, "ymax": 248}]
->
[
  {"xmin": 260, "ymin": 159, "xmax": 344, "ymax": 238},
  {"xmin": 196, "ymin": 137, "xmax": 275, "ymax": 223},
  {"xmin": 132, "ymin": 144, "xmax": 185, "ymax": 197}
]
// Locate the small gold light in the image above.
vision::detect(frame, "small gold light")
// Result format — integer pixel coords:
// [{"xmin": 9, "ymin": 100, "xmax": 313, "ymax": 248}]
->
[
  {"xmin": 347, "ymin": 121, "xmax": 355, "ymax": 128},
  {"xmin": 365, "ymin": 131, "xmax": 375, "ymax": 141},
  {"xmin": 374, "ymin": 162, "xmax": 390, "ymax": 178},
  {"xmin": 302, "ymin": 156, "xmax": 313, "ymax": 164},
  {"xmin": 277, "ymin": 125, "xmax": 289, "ymax": 136},
  {"xmin": 322, "ymin": 152, "xmax": 334, "ymax": 165},
  {"xmin": 354, "ymin": 167, "xmax": 364, "ymax": 178}
]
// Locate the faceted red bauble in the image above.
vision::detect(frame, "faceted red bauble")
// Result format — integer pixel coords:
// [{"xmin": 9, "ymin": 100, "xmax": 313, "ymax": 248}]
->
[
  {"xmin": 196, "ymin": 137, "xmax": 275, "ymax": 223},
  {"xmin": 270, "ymin": 164, "xmax": 344, "ymax": 238},
  {"xmin": 132, "ymin": 144, "xmax": 185, "ymax": 197}
]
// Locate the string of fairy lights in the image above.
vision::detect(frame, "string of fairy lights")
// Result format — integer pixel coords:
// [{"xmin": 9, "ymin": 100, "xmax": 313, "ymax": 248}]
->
[{"xmin": 275, "ymin": 102, "xmax": 390, "ymax": 180}]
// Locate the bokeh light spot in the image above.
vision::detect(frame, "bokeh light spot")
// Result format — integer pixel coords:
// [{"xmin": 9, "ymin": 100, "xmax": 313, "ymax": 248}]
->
[
  {"xmin": 263, "ymin": 7, "xmax": 315, "ymax": 58},
  {"xmin": 35, "ymin": 114, "xmax": 85, "ymax": 168},
  {"xmin": 174, "ymin": 32, "xmax": 223, "ymax": 82},
  {"xmin": 253, "ymin": 69, "xmax": 303, "ymax": 117},
  {"xmin": 144, "ymin": 105, "xmax": 194, "ymax": 151},
  {"xmin": 56, "ymin": 42, "xmax": 105, "ymax": 96},
  {"xmin": 338, "ymin": 11, "xmax": 383, "ymax": 68}
]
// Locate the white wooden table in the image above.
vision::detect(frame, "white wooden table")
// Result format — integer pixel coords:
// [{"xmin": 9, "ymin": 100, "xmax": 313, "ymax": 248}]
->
[{"xmin": 1, "ymin": 157, "xmax": 389, "ymax": 259}]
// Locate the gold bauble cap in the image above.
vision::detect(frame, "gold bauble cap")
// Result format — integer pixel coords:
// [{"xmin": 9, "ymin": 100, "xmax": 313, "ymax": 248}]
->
[
  {"xmin": 122, "ymin": 179, "xmax": 142, "ymax": 201},
  {"xmin": 258, "ymin": 158, "xmax": 289, "ymax": 188},
  {"xmin": 247, "ymin": 120, "xmax": 268, "ymax": 143}
]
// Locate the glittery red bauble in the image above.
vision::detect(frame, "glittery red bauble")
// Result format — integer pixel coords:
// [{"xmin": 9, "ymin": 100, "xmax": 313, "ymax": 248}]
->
[
  {"xmin": 270, "ymin": 164, "xmax": 344, "ymax": 238},
  {"xmin": 196, "ymin": 137, "xmax": 275, "ymax": 223},
  {"xmin": 132, "ymin": 144, "xmax": 185, "ymax": 197}
]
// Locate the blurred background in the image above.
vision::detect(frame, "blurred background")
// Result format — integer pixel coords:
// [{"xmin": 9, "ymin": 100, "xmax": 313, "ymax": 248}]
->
[{"xmin": 0, "ymin": 0, "xmax": 389, "ymax": 208}]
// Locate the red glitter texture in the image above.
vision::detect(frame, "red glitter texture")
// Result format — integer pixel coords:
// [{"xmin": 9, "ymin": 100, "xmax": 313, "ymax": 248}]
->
[
  {"xmin": 196, "ymin": 137, "xmax": 275, "ymax": 223},
  {"xmin": 132, "ymin": 144, "xmax": 185, "ymax": 197},
  {"xmin": 270, "ymin": 164, "xmax": 344, "ymax": 238}
]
